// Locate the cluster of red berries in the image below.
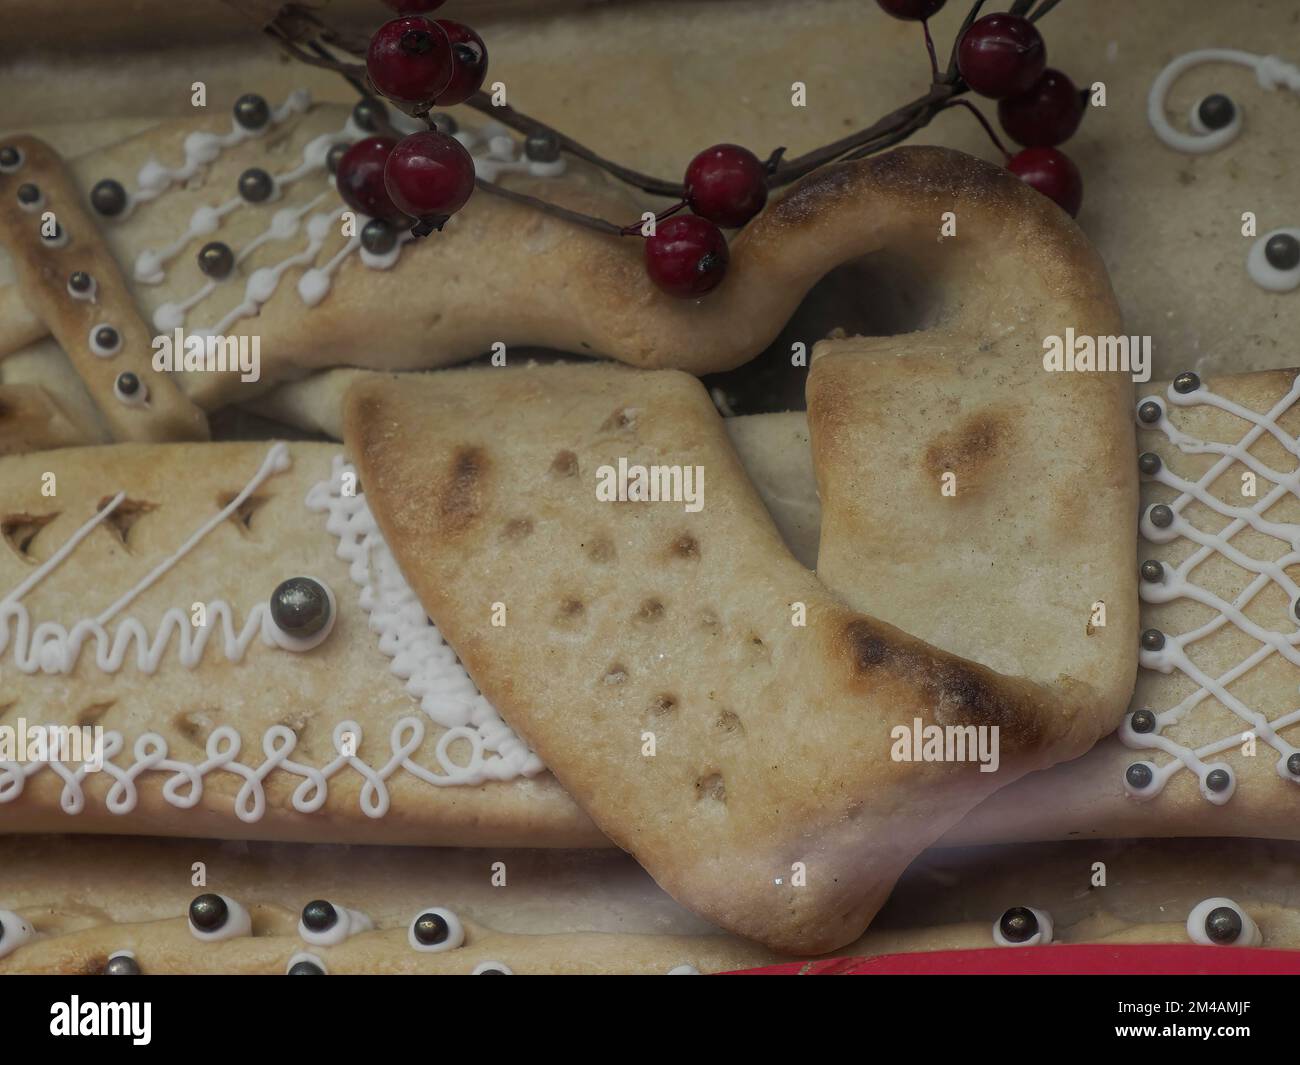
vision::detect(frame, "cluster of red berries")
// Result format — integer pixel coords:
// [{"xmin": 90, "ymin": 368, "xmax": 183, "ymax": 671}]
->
[
  {"xmin": 335, "ymin": 0, "xmax": 486, "ymax": 231},
  {"xmin": 884, "ymin": 0, "xmax": 1085, "ymax": 217},
  {"xmin": 339, "ymin": 0, "xmax": 1086, "ymax": 301},
  {"xmin": 644, "ymin": 144, "xmax": 769, "ymax": 299}
]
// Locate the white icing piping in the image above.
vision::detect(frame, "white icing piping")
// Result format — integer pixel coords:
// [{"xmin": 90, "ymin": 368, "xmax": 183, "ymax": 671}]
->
[
  {"xmin": 128, "ymin": 103, "xmax": 564, "ymax": 335},
  {"xmin": 123, "ymin": 90, "xmax": 311, "ymax": 221},
  {"xmin": 304, "ymin": 456, "xmax": 541, "ymax": 782},
  {"xmin": 0, "ymin": 444, "xmax": 306, "ymax": 675},
  {"xmin": 134, "ymin": 129, "xmax": 344, "ymax": 285},
  {"xmin": 0, "ymin": 451, "xmax": 542, "ymax": 824},
  {"xmin": 1148, "ymin": 49, "xmax": 1300, "ymax": 154},
  {"xmin": 1130, "ymin": 377, "xmax": 1300, "ymax": 802}
]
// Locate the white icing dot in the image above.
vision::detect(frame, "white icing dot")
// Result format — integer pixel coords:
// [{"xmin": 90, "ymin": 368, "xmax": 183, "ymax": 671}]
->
[
  {"xmin": 297, "ymin": 903, "xmax": 373, "ymax": 947},
  {"xmin": 487, "ymin": 135, "xmax": 515, "ymax": 160},
  {"xmin": 136, "ymin": 158, "xmax": 171, "ymax": 193},
  {"xmin": 134, "ymin": 249, "xmax": 164, "ymax": 284},
  {"xmin": 188, "ymin": 895, "xmax": 252, "ymax": 942},
  {"xmin": 0, "ymin": 910, "xmax": 36, "ymax": 959},
  {"xmin": 1247, "ymin": 228, "xmax": 1300, "ymax": 292},
  {"xmin": 287, "ymin": 952, "xmax": 328, "ymax": 975},
  {"xmin": 1186, "ymin": 898, "xmax": 1262, "ymax": 947},
  {"xmin": 992, "ymin": 907, "xmax": 1054, "ymax": 947},
  {"xmin": 297, "ymin": 268, "xmax": 331, "ymax": 307},
  {"xmin": 184, "ymin": 131, "xmax": 223, "ymax": 166},
  {"xmin": 270, "ymin": 206, "xmax": 302, "ymax": 239},
  {"xmin": 408, "ymin": 908, "xmax": 464, "ymax": 953},
  {"xmin": 190, "ymin": 205, "xmax": 221, "ymax": 236},
  {"xmin": 306, "ymin": 213, "xmax": 335, "ymax": 242},
  {"xmin": 154, "ymin": 303, "xmax": 185, "ymax": 332},
  {"xmin": 472, "ymin": 961, "xmax": 514, "ymax": 975},
  {"xmin": 246, "ymin": 267, "xmax": 279, "ymax": 303},
  {"xmin": 88, "ymin": 323, "xmax": 122, "ymax": 358}
]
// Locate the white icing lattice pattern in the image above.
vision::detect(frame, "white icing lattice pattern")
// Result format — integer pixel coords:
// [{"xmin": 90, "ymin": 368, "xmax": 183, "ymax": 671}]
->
[
  {"xmin": 0, "ymin": 448, "xmax": 543, "ymax": 824},
  {"xmin": 1127, "ymin": 376, "xmax": 1300, "ymax": 804}
]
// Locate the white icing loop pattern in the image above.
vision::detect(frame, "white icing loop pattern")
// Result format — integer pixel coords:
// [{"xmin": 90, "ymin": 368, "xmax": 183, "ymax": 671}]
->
[
  {"xmin": 0, "ymin": 449, "xmax": 543, "ymax": 825},
  {"xmin": 1131, "ymin": 377, "xmax": 1300, "ymax": 803},
  {"xmin": 1148, "ymin": 49, "xmax": 1300, "ymax": 154}
]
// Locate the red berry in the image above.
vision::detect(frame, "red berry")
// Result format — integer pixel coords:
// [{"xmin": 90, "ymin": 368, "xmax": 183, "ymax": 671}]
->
[
  {"xmin": 875, "ymin": 0, "xmax": 946, "ymax": 19},
  {"xmin": 383, "ymin": 0, "xmax": 446, "ymax": 12},
  {"xmin": 645, "ymin": 215, "xmax": 729, "ymax": 299},
  {"xmin": 998, "ymin": 68, "xmax": 1084, "ymax": 147},
  {"xmin": 957, "ymin": 14, "xmax": 1046, "ymax": 99},
  {"xmin": 1008, "ymin": 147, "xmax": 1083, "ymax": 217},
  {"xmin": 336, "ymin": 136, "xmax": 407, "ymax": 223},
  {"xmin": 384, "ymin": 130, "xmax": 476, "ymax": 222},
  {"xmin": 366, "ymin": 16, "xmax": 454, "ymax": 106},
  {"xmin": 684, "ymin": 144, "xmax": 768, "ymax": 228},
  {"xmin": 434, "ymin": 20, "xmax": 488, "ymax": 106}
]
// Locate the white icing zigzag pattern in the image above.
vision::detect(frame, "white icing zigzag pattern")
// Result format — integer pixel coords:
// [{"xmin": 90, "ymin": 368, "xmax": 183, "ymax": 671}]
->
[
  {"xmin": 1128, "ymin": 376, "xmax": 1300, "ymax": 804},
  {"xmin": 0, "ymin": 446, "xmax": 543, "ymax": 824}
]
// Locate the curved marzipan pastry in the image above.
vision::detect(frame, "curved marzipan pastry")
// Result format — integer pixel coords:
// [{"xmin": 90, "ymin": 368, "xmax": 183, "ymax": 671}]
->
[{"xmin": 342, "ymin": 145, "xmax": 1137, "ymax": 955}]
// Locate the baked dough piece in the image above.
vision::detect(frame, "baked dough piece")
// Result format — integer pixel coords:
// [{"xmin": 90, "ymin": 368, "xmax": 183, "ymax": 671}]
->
[
  {"xmin": 0, "ymin": 440, "xmax": 602, "ymax": 846},
  {"xmin": 0, "ymin": 136, "xmax": 209, "ymax": 445},
  {"xmin": 951, "ymin": 368, "xmax": 1300, "ymax": 844},
  {"xmin": 1, "ymin": 834, "xmax": 1295, "ymax": 973},
  {"xmin": 344, "ymin": 238, "xmax": 1136, "ymax": 956}
]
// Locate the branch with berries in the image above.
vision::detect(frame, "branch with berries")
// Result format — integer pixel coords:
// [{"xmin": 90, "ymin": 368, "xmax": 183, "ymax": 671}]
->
[{"xmin": 226, "ymin": 0, "xmax": 1088, "ymax": 299}]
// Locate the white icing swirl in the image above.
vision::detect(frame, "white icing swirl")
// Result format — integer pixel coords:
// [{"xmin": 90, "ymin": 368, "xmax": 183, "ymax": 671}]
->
[
  {"xmin": 472, "ymin": 960, "xmax": 514, "ymax": 974},
  {"xmin": 1148, "ymin": 49, "xmax": 1300, "ymax": 154}
]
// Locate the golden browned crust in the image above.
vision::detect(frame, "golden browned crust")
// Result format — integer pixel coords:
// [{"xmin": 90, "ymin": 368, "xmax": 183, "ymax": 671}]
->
[
  {"xmin": 343, "ymin": 358, "xmax": 1116, "ymax": 954},
  {"xmin": 0, "ymin": 135, "xmax": 1116, "ymax": 416}
]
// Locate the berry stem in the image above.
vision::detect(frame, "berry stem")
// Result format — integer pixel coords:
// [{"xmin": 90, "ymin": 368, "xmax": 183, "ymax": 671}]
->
[
  {"xmin": 233, "ymin": 0, "xmax": 1070, "ymax": 234},
  {"xmin": 459, "ymin": 92, "xmax": 685, "ymax": 197},
  {"xmin": 943, "ymin": 0, "xmax": 989, "ymax": 81},
  {"xmin": 472, "ymin": 178, "xmax": 625, "ymax": 237},
  {"xmin": 922, "ymin": 19, "xmax": 940, "ymax": 83},
  {"xmin": 1029, "ymin": 0, "xmax": 1066, "ymax": 21},
  {"xmin": 618, "ymin": 200, "xmax": 688, "ymax": 237},
  {"xmin": 942, "ymin": 98, "xmax": 1012, "ymax": 160}
]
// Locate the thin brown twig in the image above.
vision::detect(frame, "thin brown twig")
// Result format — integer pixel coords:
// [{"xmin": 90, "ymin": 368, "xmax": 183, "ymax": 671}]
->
[
  {"xmin": 1030, "ymin": 0, "xmax": 1066, "ymax": 21},
  {"xmin": 471, "ymin": 178, "xmax": 624, "ymax": 236},
  {"xmin": 460, "ymin": 94, "xmax": 684, "ymax": 198},
  {"xmin": 943, "ymin": 98, "xmax": 1013, "ymax": 159},
  {"xmin": 922, "ymin": 19, "xmax": 941, "ymax": 82},
  {"xmin": 235, "ymin": 0, "xmax": 1067, "ymax": 237}
]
